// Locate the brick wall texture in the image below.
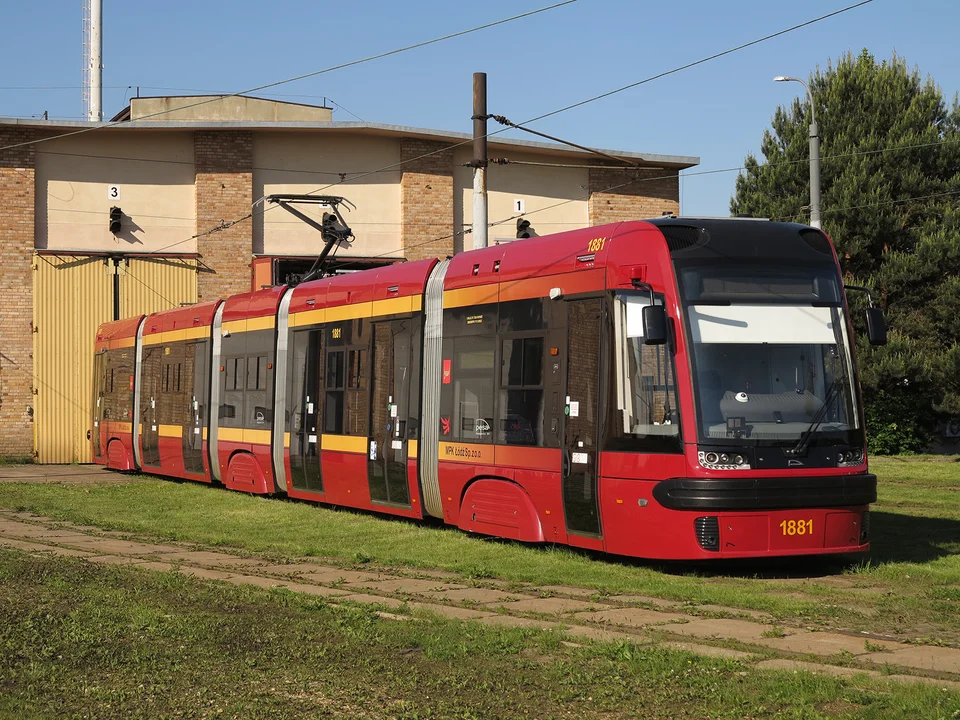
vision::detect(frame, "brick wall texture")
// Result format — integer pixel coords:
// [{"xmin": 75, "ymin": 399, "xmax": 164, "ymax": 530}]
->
[
  {"xmin": 400, "ymin": 139, "xmax": 454, "ymax": 262},
  {"xmin": 588, "ymin": 163, "xmax": 679, "ymax": 226},
  {"xmin": 0, "ymin": 128, "xmax": 36, "ymax": 458},
  {"xmin": 195, "ymin": 131, "xmax": 254, "ymax": 301}
]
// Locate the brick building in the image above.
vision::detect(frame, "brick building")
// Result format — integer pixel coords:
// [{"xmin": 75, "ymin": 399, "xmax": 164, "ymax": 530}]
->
[{"xmin": 0, "ymin": 95, "xmax": 698, "ymax": 462}]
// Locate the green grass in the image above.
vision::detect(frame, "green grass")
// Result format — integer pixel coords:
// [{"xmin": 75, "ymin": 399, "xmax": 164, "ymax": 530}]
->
[
  {"xmin": 1, "ymin": 456, "xmax": 959, "ymax": 644},
  {"xmin": 1, "ymin": 549, "xmax": 957, "ymax": 720}
]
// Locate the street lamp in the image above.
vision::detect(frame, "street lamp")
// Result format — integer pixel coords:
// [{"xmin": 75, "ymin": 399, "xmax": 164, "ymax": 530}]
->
[{"xmin": 774, "ymin": 75, "xmax": 821, "ymax": 229}]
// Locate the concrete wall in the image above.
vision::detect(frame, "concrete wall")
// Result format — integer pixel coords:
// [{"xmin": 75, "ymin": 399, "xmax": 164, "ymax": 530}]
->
[
  {"xmin": 253, "ymin": 132, "xmax": 402, "ymax": 259},
  {"xmin": 131, "ymin": 96, "xmax": 333, "ymax": 123},
  {"xmin": 36, "ymin": 131, "xmax": 196, "ymax": 253},
  {"xmin": 454, "ymin": 147, "xmax": 589, "ymax": 250}
]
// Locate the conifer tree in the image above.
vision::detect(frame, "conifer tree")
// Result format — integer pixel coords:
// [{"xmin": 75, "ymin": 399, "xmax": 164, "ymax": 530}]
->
[{"xmin": 731, "ymin": 51, "xmax": 960, "ymax": 452}]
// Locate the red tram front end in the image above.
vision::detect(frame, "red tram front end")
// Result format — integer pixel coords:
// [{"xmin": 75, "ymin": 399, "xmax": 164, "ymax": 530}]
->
[{"xmin": 591, "ymin": 218, "xmax": 875, "ymax": 559}]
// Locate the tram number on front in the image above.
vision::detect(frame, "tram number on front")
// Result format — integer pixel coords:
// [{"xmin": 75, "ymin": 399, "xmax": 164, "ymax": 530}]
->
[
  {"xmin": 331, "ymin": 327, "xmax": 342, "ymax": 339},
  {"xmin": 586, "ymin": 237, "xmax": 606, "ymax": 253},
  {"xmin": 779, "ymin": 519, "xmax": 813, "ymax": 536}
]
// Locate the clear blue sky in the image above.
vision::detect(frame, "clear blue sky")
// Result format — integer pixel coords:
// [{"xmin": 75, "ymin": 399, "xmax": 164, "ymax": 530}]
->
[{"xmin": 2, "ymin": 0, "xmax": 957, "ymax": 217}]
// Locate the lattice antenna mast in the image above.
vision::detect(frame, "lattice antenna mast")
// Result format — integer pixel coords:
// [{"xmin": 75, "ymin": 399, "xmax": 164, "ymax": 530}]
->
[{"xmin": 81, "ymin": 0, "xmax": 102, "ymax": 121}]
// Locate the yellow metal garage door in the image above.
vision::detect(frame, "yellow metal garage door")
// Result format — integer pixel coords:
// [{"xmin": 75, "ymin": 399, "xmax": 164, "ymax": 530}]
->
[{"xmin": 33, "ymin": 254, "xmax": 197, "ymax": 464}]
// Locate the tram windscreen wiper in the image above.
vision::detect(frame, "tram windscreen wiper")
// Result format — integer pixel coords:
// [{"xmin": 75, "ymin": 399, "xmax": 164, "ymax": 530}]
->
[{"xmin": 787, "ymin": 378, "xmax": 841, "ymax": 457}]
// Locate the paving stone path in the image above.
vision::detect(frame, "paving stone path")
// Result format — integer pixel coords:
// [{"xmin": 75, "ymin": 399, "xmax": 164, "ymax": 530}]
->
[{"xmin": 1, "ymin": 507, "xmax": 959, "ymax": 692}]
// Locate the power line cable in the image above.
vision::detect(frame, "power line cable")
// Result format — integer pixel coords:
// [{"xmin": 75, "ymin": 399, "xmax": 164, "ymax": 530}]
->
[
  {"xmin": 23, "ymin": 1, "xmax": 883, "ymax": 264},
  {"xmin": 34, "ymin": 136, "xmax": 960, "ymax": 178},
  {"xmin": 0, "ymin": 1, "xmax": 577, "ymax": 153},
  {"xmin": 231, "ymin": 0, "xmax": 875, "ymax": 252},
  {"xmin": 123, "ymin": 262, "xmax": 188, "ymax": 308},
  {"xmin": 11, "ymin": 0, "xmax": 882, "ymax": 265},
  {"xmin": 325, "ymin": 98, "xmax": 365, "ymax": 122},
  {"xmin": 369, "ymin": 169, "xmax": 960, "ymax": 263},
  {"xmin": 509, "ymin": 0, "xmax": 873, "ymax": 128},
  {"xmin": 30, "ymin": 187, "xmax": 957, "ymax": 421},
  {"xmin": 34, "ymin": 149, "xmax": 399, "ymax": 178},
  {"xmin": 255, "ymin": 0, "xmax": 875, "ymax": 211},
  {"xmin": 772, "ymin": 189, "xmax": 960, "ymax": 222},
  {"xmin": 50, "ymin": 131, "xmax": 960, "ymax": 261}
]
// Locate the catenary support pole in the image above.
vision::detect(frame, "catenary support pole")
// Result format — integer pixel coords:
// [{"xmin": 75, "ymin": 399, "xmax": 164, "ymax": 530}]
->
[
  {"xmin": 112, "ymin": 257, "xmax": 120, "ymax": 321},
  {"xmin": 808, "ymin": 118, "xmax": 821, "ymax": 229},
  {"xmin": 472, "ymin": 72, "xmax": 488, "ymax": 250}
]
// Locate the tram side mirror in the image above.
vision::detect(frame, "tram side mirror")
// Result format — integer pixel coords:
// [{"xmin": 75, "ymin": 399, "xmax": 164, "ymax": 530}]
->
[
  {"xmin": 865, "ymin": 307, "xmax": 887, "ymax": 346},
  {"xmin": 642, "ymin": 305, "xmax": 668, "ymax": 345}
]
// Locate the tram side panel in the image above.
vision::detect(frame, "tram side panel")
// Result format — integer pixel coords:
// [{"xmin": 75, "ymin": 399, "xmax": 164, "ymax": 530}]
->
[
  {"xmin": 436, "ymin": 291, "xmax": 572, "ymax": 545},
  {"xmin": 92, "ymin": 318, "xmax": 142, "ymax": 471},
  {"xmin": 283, "ymin": 268, "xmax": 429, "ymax": 518},
  {"xmin": 217, "ymin": 323, "xmax": 272, "ymax": 494},
  {"xmin": 103, "ymin": 346, "xmax": 136, "ymax": 470}
]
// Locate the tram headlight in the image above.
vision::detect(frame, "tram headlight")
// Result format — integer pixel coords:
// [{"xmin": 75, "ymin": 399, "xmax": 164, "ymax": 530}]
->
[
  {"xmin": 698, "ymin": 449, "xmax": 751, "ymax": 471},
  {"xmin": 837, "ymin": 447, "xmax": 864, "ymax": 467}
]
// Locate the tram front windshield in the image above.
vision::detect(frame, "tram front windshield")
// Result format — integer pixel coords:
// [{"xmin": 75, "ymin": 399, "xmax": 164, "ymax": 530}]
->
[{"xmin": 677, "ymin": 264, "xmax": 861, "ymax": 447}]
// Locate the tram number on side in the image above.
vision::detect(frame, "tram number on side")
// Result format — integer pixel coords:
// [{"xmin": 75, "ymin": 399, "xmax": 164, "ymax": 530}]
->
[
  {"xmin": 779, "ymin": 519, "xmax": 813, "ymax": 536},
  {"xmin": 586, "ymin": 237, "xmax": 606, "ymax": 253}
]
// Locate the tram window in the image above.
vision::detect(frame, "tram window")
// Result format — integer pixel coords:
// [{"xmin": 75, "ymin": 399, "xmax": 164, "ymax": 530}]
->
[
  {"xmin": 608, "ymin": 294, "xmax": 682, "ymax": 453},
  {"xmin": 221, "ymin": 357, "xmax": 245, "ymax": 428},
  {"xmin": 161, "ymin": 362, "xmax": 182, "ymax": 393},
  {"xmin": 245, "ymin": 355, "xmax": 271, "ymax": 427},
  {"xmin": 346, "ymin": 349, "xmax": 369, "ymax": 435},
  {"xmin": 407, "ymin": 317, "xmax": 422, "ymax": 440},
  {"xmin": 246, "ymin": 355, "xmax": 268, "ymax": 390},
  {"xmin": 224, "ymin": 357, "xmax": 245, "ymax": 391},
  {"xmin": 101, "ymin": 350, "xmax": 133, "ymax": 423},
  {"xmin": 499, "ymin": 298, "xmax": 549, "ymax": 333},
  {"xmin": 499, "ymin": 337, "xmax": 544, "ymax": 446},
  {"xmin": 324, "ymin": 350, "xmax": 345, "ymax": 434},
  {"xmin": 349, "ymin": 349, "xmax": 368, "ymax": 390},
  {"xmin": 450, "ymin": 336, "xmax": 496, "ymax": 444}
]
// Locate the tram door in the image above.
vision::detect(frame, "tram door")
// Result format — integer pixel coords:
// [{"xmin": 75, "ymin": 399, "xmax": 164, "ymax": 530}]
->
[
  {"xmin": 91, "ymin": 353, "xmax": 106, "ymax": 460},
  {"xmin": 561, "ymin": 298, "xmax": 603, "ymax": 537},
  {"xmin": 289, "ymin": 329, "xmax": 323, "ymax": 492},
  {"xmin": 140, "ymin": 345, "xmax": 162, "ymax": 467},
  {"xmin": 368, "ymin": 320, "xmax": 412, "ymax": 507},
  {"xmin": 183, "ymin": 340, "xmax": 209, "ymax": 475}
]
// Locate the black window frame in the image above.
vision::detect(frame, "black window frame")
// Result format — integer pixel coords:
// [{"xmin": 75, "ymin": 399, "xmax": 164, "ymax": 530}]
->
[{"xmin": 498, "ymin": 333, "xmax": 546, "ymax": 447}]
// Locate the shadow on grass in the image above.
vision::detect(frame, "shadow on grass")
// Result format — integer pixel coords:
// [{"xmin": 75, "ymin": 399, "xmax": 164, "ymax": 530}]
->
[
  {"xmin": 865, "ymin": 510, "xmax": 960, "ymax": 565},
  {"xmin": 193, "ymin": 481, "xmax": 960, "ymax": 581}
]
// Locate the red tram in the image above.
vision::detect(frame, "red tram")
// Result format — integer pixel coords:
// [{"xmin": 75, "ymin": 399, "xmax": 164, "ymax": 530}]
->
[{"xmin": 92, "ymin": 218, "xmax": 886, "ymax": 560}]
